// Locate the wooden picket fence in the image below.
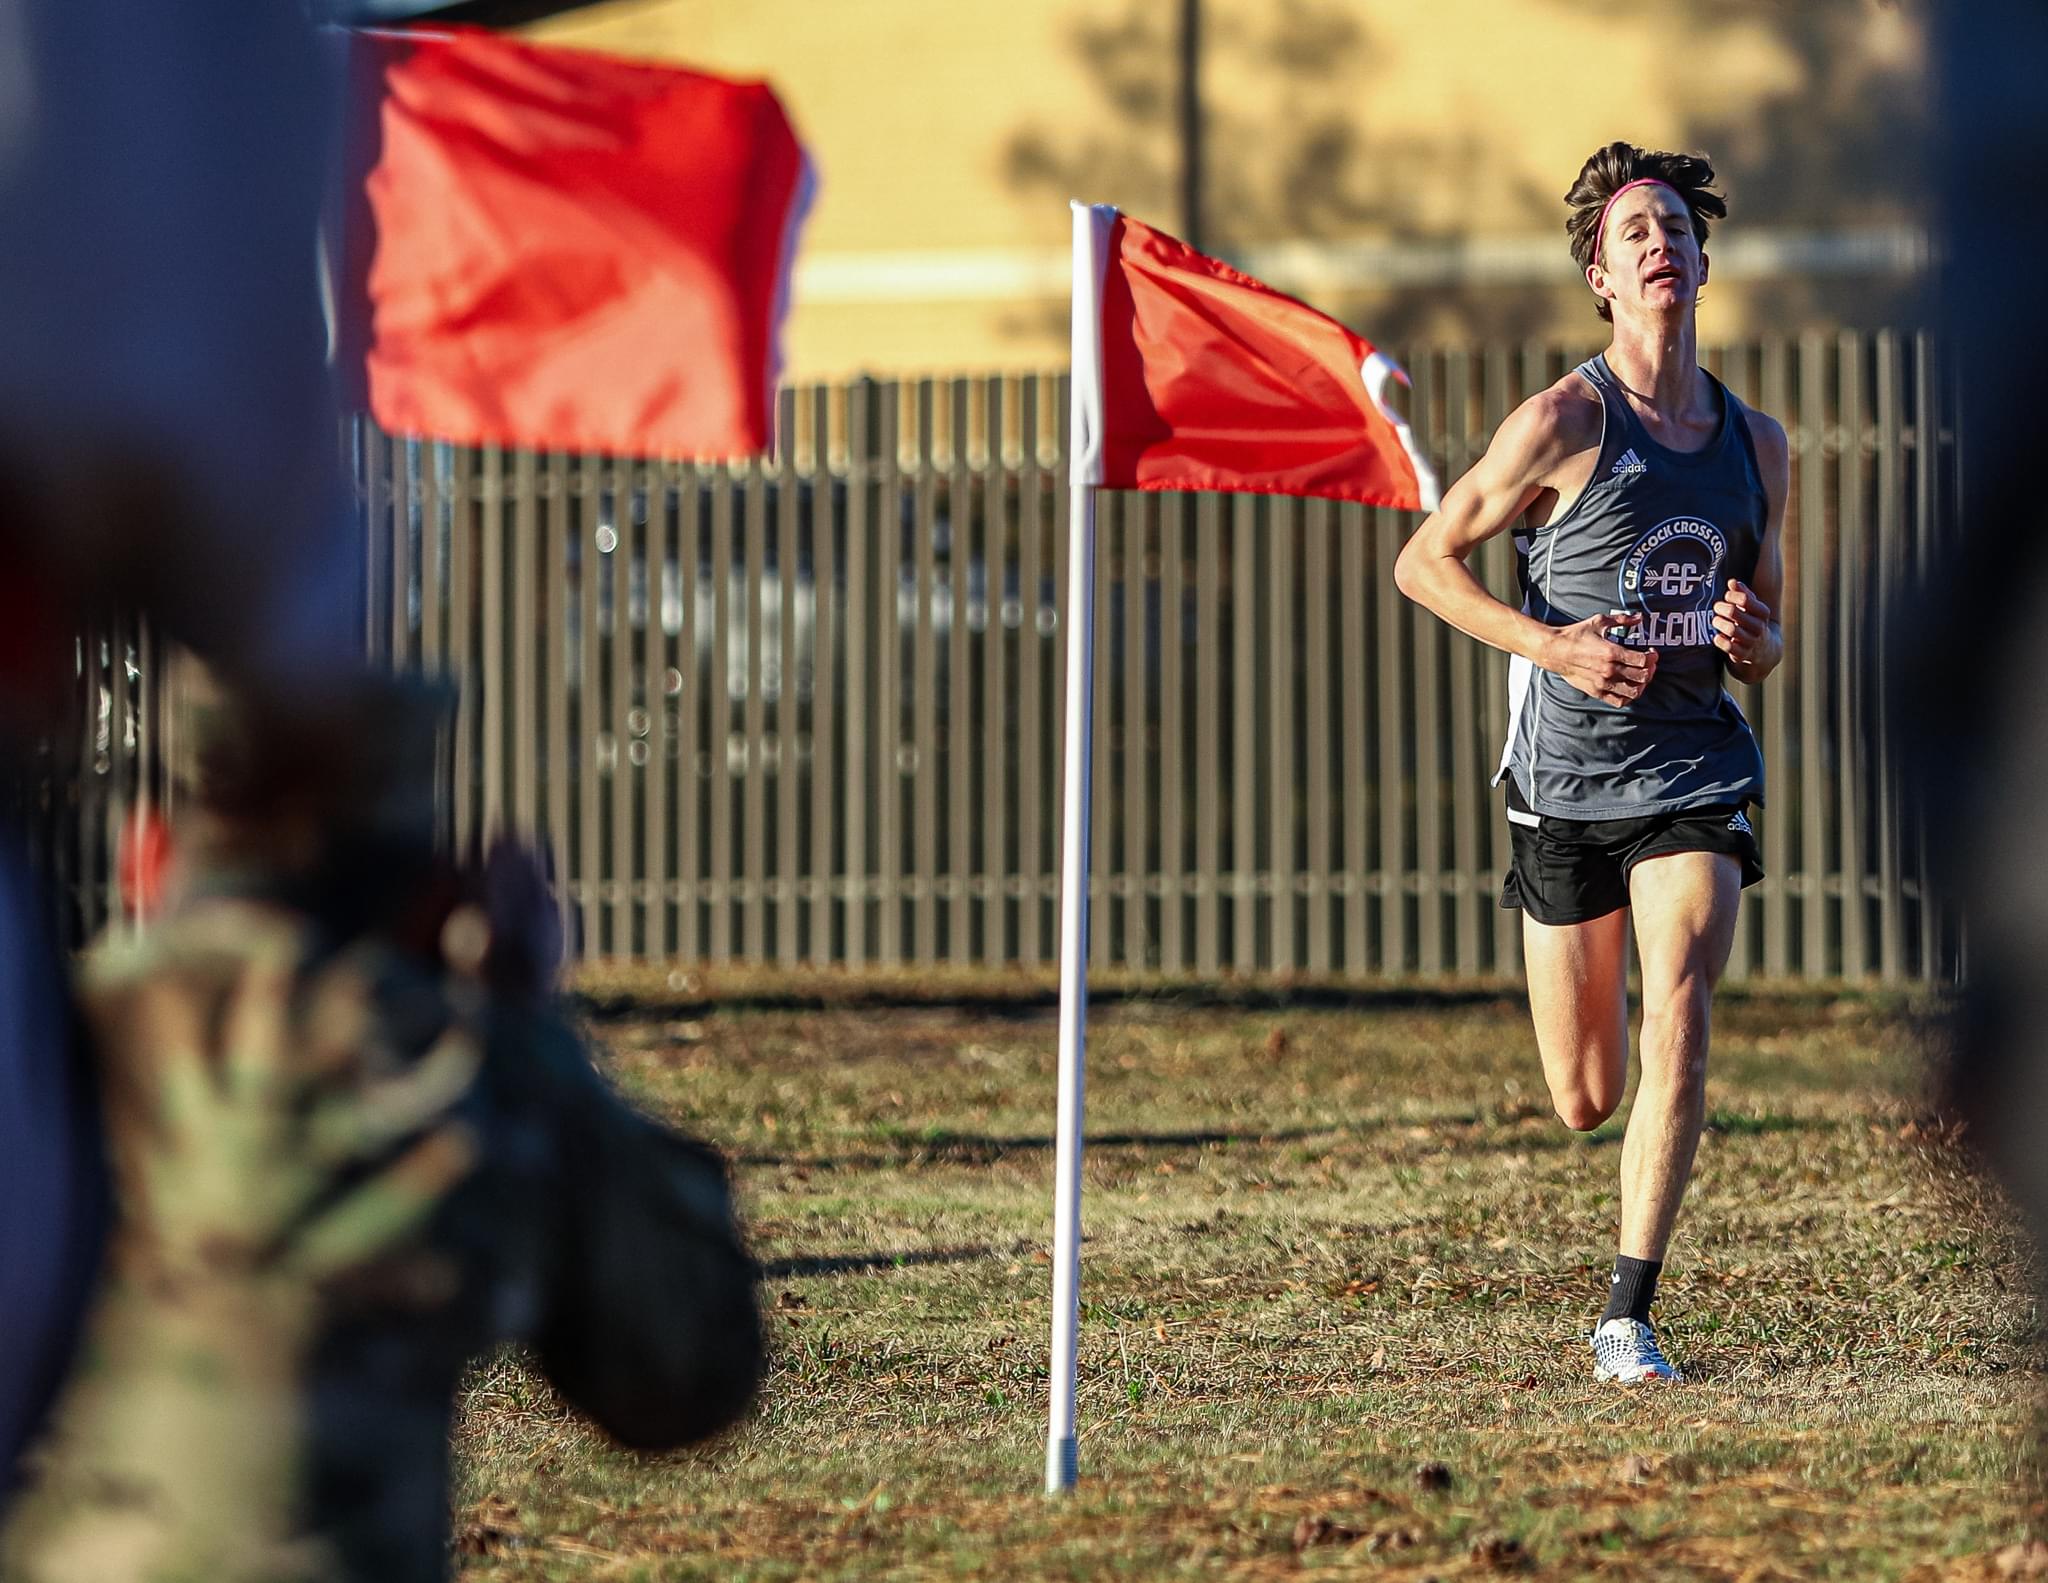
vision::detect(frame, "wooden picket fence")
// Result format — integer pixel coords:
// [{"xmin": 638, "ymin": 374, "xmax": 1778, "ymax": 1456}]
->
[{"xmin": 43, "ymin": 332, "xmax": 1962, "ymax": 982}]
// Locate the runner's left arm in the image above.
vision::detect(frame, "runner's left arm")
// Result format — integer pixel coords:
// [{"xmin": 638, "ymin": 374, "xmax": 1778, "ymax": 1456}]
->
[{"xmin": 1716, "ymin": 410, "xmax": 1788, "ymax": 684}]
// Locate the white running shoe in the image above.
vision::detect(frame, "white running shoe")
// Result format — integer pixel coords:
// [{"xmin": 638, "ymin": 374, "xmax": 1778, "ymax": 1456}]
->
[{"xmin": 1591, "ymin": 1317, "xmax": 1684, "ymax": 1384}]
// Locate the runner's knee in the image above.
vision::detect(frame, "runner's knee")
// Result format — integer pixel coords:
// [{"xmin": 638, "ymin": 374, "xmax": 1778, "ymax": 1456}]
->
[
  {"xmin": 1638, "ymin": 980, "xmax": 1712, "ymax": 1095},
  {"xmin": 1553, "ymin": 1093, "xmax": 1614, "ymax": 1132},
  {"xmin": 1641, "ymin": 957, "xmax": 1713, "ymax": 1023},
  {"xmin": 1550, "ymin": 1070, "xmax": 1623, "ymax": 1131}
]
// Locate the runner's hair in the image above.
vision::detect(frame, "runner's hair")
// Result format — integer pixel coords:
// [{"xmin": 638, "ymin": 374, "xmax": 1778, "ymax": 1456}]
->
[{"xmin": 1565, "ymin": 142, "xmax": 1726, "ymax": 322}]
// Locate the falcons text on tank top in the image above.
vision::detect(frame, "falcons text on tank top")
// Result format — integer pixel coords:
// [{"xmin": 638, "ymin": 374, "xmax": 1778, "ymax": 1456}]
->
[{"xmin": 1497, "ymin": 354, "xmax": 1767, "ymax": 820}]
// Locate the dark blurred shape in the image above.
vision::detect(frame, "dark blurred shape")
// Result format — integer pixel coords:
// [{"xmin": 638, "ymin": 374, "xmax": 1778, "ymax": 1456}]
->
[
  {"xmin": 0, "ymin": 1, "xmax": 359, "ymax": 705},
  {"xmin": 6, "ymin": 676, "xmax": 762, "ymax": 1583},
  {"xmin": 212, "ymin": 682, "xmax": 762, "ymax": 1579},
  {"xmin": 319, "ymin": 0, "xmax": 611, "ymax": 23},
  {"xmin": 0, "ymin": 0, "xmax": 356, "ymax": 1491},
  {"xmin": 1906, "ymin": 6, "xmax": 2048, "ymax": 1237},
  {"xmin": 306, "ymin": 860, "xmax": 763, "ymax": 1581},
  {"xmin": 186, "ymin": 670, "xmax": 762, "ymax": 1571},
  {"xmin": 0, "ymin": 820, "xmax": 104, "ymax": 1501},
  {"xmin": 0, "ymin": 2, "xmax": 761, "ymax": 1569}
]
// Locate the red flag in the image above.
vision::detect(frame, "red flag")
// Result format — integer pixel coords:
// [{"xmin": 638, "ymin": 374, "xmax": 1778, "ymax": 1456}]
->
[
  {"xmin": 1071, "ymin": 205, "xmax": 1439, "ymax": 510},
  {"xmin": 356, "ymin": 28, "xmax": 812, "ymax": 459}
]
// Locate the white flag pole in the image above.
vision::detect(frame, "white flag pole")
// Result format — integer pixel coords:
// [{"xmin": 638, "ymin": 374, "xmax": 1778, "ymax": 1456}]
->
[{"xmin": 1048, "ymin": 200, "xmax": 1111, "ymax": 1495}]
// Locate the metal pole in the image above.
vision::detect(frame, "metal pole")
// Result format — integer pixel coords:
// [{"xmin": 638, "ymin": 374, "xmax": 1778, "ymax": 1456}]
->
[
  {"xmin": 1178, "ymin": 0, "xmax": 1202, "ymax": 252},
  {"xmin": 1046, "ymin": 474, "xmax": 1094, "ymax": 1495},
  {"xmin": 1047, "ymin": 202, "xmax": 1105, "ymax": 1495}
]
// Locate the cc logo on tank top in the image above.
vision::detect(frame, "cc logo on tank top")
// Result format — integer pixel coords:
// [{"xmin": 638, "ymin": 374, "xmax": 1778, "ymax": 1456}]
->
[{"xmin": 1617, "ymin": 516, "xmax": 1727, "ymax": 649}]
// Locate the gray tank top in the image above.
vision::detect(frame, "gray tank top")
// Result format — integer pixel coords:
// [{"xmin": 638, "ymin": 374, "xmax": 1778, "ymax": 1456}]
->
[{"xmin": 1497, "ymin": 354, "xmax": 1767, "ymax": 819}]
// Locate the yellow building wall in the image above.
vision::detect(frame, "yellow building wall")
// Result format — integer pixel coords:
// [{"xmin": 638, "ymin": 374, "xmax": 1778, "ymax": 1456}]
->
[{"xmin": 529, "ymin": 0, "xmax": 1932, "ymax": 381}]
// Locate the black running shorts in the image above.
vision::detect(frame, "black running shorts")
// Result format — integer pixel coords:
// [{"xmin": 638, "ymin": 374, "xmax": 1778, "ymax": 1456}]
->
[{"xmin": 1500, "ymin": 778, "xmax": 1764, "ymax": 926}]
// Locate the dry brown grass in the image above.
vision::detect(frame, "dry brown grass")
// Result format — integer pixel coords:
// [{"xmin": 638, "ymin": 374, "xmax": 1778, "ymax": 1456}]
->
[{"xmin": 453, "ymin": 971, "xmax": 2041, "ymax": 1580}]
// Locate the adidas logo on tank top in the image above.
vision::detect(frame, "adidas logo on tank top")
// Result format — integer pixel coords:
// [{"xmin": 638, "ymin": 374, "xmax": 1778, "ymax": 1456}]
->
[{"xmin": 1611, "ymin": 448, "xmax": 1648, "ymax": 481}]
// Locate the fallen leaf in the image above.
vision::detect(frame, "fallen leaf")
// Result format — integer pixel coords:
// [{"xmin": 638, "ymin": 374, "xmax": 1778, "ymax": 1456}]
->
[
  {"xmin": 1471, "ymin": 1533, "xmax": 1530, "ymax": 1571},
  {"xmin": 453, "ymin": 1497, "xmax": 523, "ymax": 1558},
  {"xmin": 547, "ymin": 1538, "xmax": 619, "ymax": 1561},
  {"xmin": 1291, "ymin": 1515, "xmax": 1360, "ymax": 1550},
  {"xmin": 1611, "ymin": 1453, "xmax": 1656, "ymax": 1486},
  {"xmin": 1264, "ymin": 1026, "xmax": 1290, "ymax": 1058}
]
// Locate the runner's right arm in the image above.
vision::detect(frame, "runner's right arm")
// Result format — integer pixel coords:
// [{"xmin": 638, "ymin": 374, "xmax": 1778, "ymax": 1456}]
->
[{"xmin": 1394, "ymin": 390, "xmax": 1657, "ymax": 708}]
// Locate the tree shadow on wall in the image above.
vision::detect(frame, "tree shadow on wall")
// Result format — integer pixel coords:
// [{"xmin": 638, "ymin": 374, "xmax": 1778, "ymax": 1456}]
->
[
  {"xmin": 1001, "ymin": 0, "xmax": 1930, "ymax": 345},
  {"xmin": 1535, "ymin": 0, "xmax": 1933, "ymax": 328},
  {"xmin": 998, "ymin": 0, "xmax": 1554, "ymax": 347}
]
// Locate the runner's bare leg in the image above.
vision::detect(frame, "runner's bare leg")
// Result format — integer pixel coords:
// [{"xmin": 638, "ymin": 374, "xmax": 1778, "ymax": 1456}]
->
[
  {"xmin": 1522, "ymin": 908, "xmax": 1631, "ymax": 1132},
  {"xmin": 1618, "ymin": 851, "xmax": 1742, "ymax": 1261}
]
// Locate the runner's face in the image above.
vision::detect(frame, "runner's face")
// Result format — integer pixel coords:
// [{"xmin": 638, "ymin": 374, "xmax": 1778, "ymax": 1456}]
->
[{"xmin": 1592, "ymin": 187, "xmax": 1707, "ymax": 323}]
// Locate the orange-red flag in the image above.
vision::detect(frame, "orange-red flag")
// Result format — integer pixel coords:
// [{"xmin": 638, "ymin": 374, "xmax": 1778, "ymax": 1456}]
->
[
  {"xmin": 356, "ymin": 27, "xmax": 811, "ymax": 458},
  {"xmin": 1072, "ymin": 205, "xmax": 1438, "ymax": 510}
]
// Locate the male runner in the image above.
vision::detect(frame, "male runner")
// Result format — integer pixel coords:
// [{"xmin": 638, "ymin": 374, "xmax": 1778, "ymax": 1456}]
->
[{"xmin": 1394, "ymin": 142, "xmax": 1787, "ymax": 1383}]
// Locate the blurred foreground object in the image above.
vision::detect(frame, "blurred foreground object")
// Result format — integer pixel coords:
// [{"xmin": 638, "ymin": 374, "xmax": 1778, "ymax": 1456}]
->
[
  {"xmin": 0, "ymin": 0, "xmax": 356, "ymax": 1492},
  {"xmin": 5, "ymin": 676, "xmax": 763, "ymax": 1582},
  {"xmin": 0, "ymin": 7, "xmax": 763, "ymax": 1564},
  {"xmin": 348, "ymin": 25, "xmax": 813, "ymax": 459},
  {"xmin": 1910, "ymin": 7, "xmax": 2048, "ymax": 1238},
  {"xmin": 3, "ymin": 908, "xmax": 481, "ymax": 1583},
  {"xmin": 0, "ymin": 0, "xmax": 358, "ymax": 704}
]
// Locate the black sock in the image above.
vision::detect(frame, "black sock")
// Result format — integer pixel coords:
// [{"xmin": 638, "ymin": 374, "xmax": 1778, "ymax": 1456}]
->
[{"xmin": 1602, "ymin": 1256, "xmax": 1661, "ymax": 1325}]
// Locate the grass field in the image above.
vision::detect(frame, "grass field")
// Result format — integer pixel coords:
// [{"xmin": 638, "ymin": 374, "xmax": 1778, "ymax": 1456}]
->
[{"xmin": 452, "ymin": 971, "xmax": 2041, "ymax": 1581}]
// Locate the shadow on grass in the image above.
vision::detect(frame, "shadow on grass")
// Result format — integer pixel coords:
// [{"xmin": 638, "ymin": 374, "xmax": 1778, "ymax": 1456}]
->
[
  {"xmin": 1701, "ymin": 1112, "xmax": 1830, "ymax": 1137},
  {"xmin": 572, "ymin": 982, "xmax": 1532, "ymax": 1025},
  {"xmin": 740, "ymin": 1112, "xmax": 1836, "ymax": 1173},
  {"xmin": 741, "ymin": 1122, "xmax": 1361, "ymax": 1170},
  {"xmin": 759, "ymin": 1245, "xmax": 1003, "ymax": 1280},
  {"xmin": 1558, "ymin": 1111, "xmax": 1836, "ymax": 1150}
]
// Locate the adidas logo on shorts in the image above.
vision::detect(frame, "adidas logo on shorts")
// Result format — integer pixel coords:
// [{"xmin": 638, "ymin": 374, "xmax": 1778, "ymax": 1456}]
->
[
  {"xmin": 1610, "ymin": 448, "xmax": 1648, "ymax": 481},
  {"xmin": 1727, "ymin": 811, "xmax": 1752, "ymax": 836}
]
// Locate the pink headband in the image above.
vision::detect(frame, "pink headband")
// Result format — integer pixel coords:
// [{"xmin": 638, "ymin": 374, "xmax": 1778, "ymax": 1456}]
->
[{"xmin": 1592, "ymin": 177, "xmax": 1683, "ymax": 266}]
